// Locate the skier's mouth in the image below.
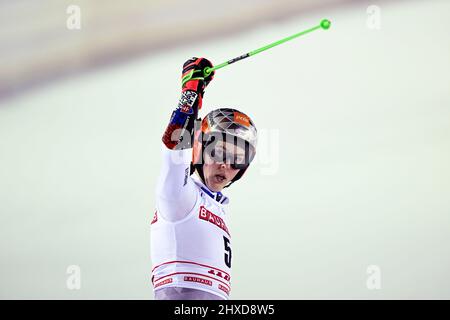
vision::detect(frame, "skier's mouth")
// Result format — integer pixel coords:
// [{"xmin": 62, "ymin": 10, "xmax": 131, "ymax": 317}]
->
[{"xmin": 214, "ymin": 174, "xmax": 226, "ymax": 183}]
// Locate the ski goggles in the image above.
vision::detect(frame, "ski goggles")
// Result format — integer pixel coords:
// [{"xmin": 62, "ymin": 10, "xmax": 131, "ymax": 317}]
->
[
  {"xmin": 208, "ymin": 144, "xmax": 250, "ymax": 170},
  {"xmin": 201, "ymin": 133, "xmax": 256, "ymax": 170}
]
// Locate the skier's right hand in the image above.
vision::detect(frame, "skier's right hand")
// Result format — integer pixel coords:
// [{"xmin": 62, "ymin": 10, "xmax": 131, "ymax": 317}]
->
[{"xmin": 181, "ymin": 57, "xmax": 215, "ymax": 95}]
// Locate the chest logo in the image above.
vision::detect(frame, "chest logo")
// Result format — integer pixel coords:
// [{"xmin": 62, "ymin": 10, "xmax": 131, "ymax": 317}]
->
[{"xmin": 199, "ymin": 206, "xmax": 230, "ymax": 236}]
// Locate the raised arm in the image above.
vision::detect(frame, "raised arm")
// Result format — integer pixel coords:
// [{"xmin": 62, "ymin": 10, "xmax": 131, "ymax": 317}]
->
[{"xmin": 156, "ymin": 58, "xmax": 215, "ymax": 222}]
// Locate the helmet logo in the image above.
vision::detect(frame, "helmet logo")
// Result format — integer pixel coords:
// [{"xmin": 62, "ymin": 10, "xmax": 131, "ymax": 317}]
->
[{"xmin": 233, "ymin": 112, "xmax": 250, "ymax": 127}]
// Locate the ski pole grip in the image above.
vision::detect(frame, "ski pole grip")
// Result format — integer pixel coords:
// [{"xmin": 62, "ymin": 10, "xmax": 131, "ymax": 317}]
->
[{"xmin": 203, "ymin": 67, "xmax": 212, "ymax": 77}]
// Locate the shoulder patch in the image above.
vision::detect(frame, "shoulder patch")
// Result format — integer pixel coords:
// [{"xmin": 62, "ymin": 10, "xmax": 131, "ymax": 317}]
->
[{"xmin": 151, "ymin": 211, "xmax": 158, "ymax": 224}]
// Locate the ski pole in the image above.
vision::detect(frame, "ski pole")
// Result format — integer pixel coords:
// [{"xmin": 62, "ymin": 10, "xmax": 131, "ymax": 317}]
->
[{"xmin": 182, "ymin": 19, "xmax": 331, "ymax": 86}]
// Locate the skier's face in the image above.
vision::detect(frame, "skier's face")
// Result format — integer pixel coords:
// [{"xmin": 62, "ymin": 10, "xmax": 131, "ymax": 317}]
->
[{"xmin": 203, "ymin": 141, "xmax": 245, "ymax": 192}]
